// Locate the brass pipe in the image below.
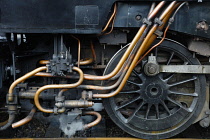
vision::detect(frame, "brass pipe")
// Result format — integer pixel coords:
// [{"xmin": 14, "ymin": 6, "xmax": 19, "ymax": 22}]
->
[
  {"xmin": 35, "ymin": 72, "xmax": 79, "ymax": 79},
  {"xmin": 39, "ymin": 60, "xmax": 49, "ymax": 65},
  {"xmin": 84, "ymin": 1, "xmax": 165, "ymax": 81},
  {"xmin": 147, "ymin": 1, "xmax": 166, "ymax": 20},
  {"xmin": 58, "ymin": 89, "xmax": 68, "ymax": 97},
  {"xmin": 102, "ymin": 3, "xmax": 117, "ymax": 33},
  {"xmin": 149, "ymin": 2, "xmax": 156, "ymax": 16},
  {"xmin": 78, "ymin": 58, "xmax": 94, "ymax": 65},
  {"xmin": 78, "ymin": 24, "xmax": 147, "ymax": 90},
  {"xmin": 12, "ymin": 107, "xmax": 36, "ymax": 128},
  {"xmin": 34, "ymin": 67, "xmax": 84, "ymax": 113},
  {"xmin": 93, "ymin": 2, "xmax": 176, "ymax": 98},
  {"xmin": 144, "ymin": 2, "xmax": 180, "ymax": 48},
  {"xmin": 8, "ymin": 66, "xmax": 47, "ymax": 102},
  {"xmin": 159, "ymin": 1, "xmax": 177, "ymax": 20},
  {"xmin": 71, "ymin": 35, "xmax": 81, "ymax": 68},
  {"xmin": 136, "ymin": 25, "xmax": 170, "ymax": 66},
  {"xmin": 78, "ymin": 53, "xmax": 133, "ymax": 90},
  {"xmin": 83, "ymin": 111, "xmax": 102, "ymax": 129},
  {"xmin": 103, "ymin": 6, "xmax": 117, "ymax": 35}
]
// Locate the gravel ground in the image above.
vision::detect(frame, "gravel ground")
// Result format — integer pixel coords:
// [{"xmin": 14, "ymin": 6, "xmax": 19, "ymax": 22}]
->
[{"xmin": 0, "ymin": 112, "xmax": 210, "ymax": 139}]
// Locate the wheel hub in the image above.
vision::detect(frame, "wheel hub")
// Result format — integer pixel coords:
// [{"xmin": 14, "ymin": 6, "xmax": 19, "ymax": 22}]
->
[{"xmin": 140, "ymin": 76, "xmax": 168, "ymax": 104}]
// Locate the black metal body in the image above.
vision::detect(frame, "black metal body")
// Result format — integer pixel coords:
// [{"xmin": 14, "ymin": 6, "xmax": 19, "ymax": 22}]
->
[{"xmin": 0, "ymin": 1, "xmax": 209, "ymax": 38}]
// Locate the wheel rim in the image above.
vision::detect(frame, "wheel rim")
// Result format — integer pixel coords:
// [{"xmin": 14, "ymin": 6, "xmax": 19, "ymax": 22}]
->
[{"xmin": 103, "ymin": 40, "xmax": 206, "ymax": 139}]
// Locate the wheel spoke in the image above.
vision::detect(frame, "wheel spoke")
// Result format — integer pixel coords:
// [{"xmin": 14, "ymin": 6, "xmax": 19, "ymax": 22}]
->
[
  {"xmin": 169, "ymin": 91, "xmax": 198, "ymax": 97},
  {"xmin": 145, "ymin": 104, "xmax": 152, "ymax": 119},
  {"xmin": 127, "ymin": 80, "xmax": 142, "ymax": 87},
  {"xmin": 169, "ymin": 76, "xmax": 197, "ymax": 87},
  {"xmin": 119, "ymin": 89, "xmax": 140, "ymax": 94},
  {"xmin": 155, "ymin": 104, "xmax": 160, "ymax": 119},
  {"xmin": 161, "ymin": 100, "xmax": 171, "ymax": 115},
  {"xmin": 132, "ymin": 70, "xmax": 145, "ymax": 81},
  {"xmin": 167, "ymin": 52, "xmax": 174, "ymax": 65},
  {"xmin": 164, "ymin": 74, "xmax": 175, "ymax": 83},
  {"xmin": 126, "ymin": 101, "xmax": 145, "ymax": 123},
  {"xmin": 167, "ymin": 97, "xmax": 192, "ymax": 112},
  {"xmin": 115, "ymin": 96, "xmax": 142, "ymax": 110}
]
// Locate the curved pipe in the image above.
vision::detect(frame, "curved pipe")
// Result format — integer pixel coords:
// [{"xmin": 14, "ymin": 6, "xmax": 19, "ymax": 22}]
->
[
  {"xmin": 0, "ymin": 113, "xmax": 15, "ymax": 130},
  {"xmin": 8, "ymin": 66, "xmax": 47, "ymax": 102},
  {"xmin": 34, "ymin": 67, "xmax": 84, "ymax": 113},
  {"xmin": 58, "ymin": 89, "xmax": 68, "ymax": 97},
  {"xmin": 39, "ymin": 60, "xmax": 49, "ymax": 65},
  {"xmin": 83, "ymin": 111, "xmax": 102, "ymax": 129},
  {"xmin": 12, "ymin": 107, "xmax": 36, "ymax": 128},
  {"xmin": 77, "ymin": 58, "xmax": 94, "ymax": 65},
  {"xmin": 93, "ymin": 1, "xmax": 177, "ymax": 98},
  {"xmin": 102, "ymin": 3, "xmax": 117, "ymax": 33}
]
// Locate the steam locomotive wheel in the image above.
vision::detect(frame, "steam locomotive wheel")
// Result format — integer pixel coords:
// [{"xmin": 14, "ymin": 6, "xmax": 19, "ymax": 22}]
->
[{"xmin": 103, "ymin": 40, "xmax": 206, "ymax": 139}]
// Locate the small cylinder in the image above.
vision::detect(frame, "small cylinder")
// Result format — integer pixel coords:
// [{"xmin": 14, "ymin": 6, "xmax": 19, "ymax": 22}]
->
[{"xmin": 64, "ymin": 100, "xmax": 94, "ymax": 108}]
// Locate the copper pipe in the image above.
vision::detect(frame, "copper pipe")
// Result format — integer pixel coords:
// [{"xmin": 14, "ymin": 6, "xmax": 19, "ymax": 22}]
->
[
  {"xmin": 78, "ymin": 52, "xmax": 133, "ymax": 90},
  {"xmin": 71, "ymin": 35, "xmax": 81, "ymax": 68},
  {"xmin": 135, "ymin": 3, "xmax": 181, "ymax": 65},
  {"xmin": 35, "ymin": 72, "xmax": 79, "ymax": 79},
  {"xmin": 39, "ymin": 60, "xmax": 50, "ymax": 65},
  {"xmin": 93, "ymin": 2, "xmax": 176, "ymax": 98},
  {"xmin": 159, "ymin": 1, "xmax": 177, "ymax": 20},
  {"xmin": 102, "ymin": 3, "xmax": 117, "ymax": 33},
  {"xmin": 103, "ymin": 7, "xmax": 117, "ymax": 35},
  {"xmin": 12, "ymin": 107, "xmax": 36, "ymax": 128},
  {"xmin": 149, "ymin": 2, "xmax": 156, "ymax": 15},
  {"xmin": 84, "ymin": 1, "xmax": 165, "ymax": 81},
  {"xmin": 34, "ymin": 67, "xmax": 84, "ymax": 113},
  {"xmin": 78, "ymin": 25, "xmax": 148, "ymax": 90},
  {"xmin": 58, "ymin": 89, "xmax": 69, "ymax": 97},
  {"xmin": 148, "ymin": 1, "xmax": 166, "ymax": 20},
  {"xmin": 77, "ymin": 58, "xmax": 94, "ymax": 65},
  {"xmin": 8, "ymin": 66, "xmax": 47, "ymax": 102},
  {"xmin": 136, "ymin": 25, "xmax": 170, "ymax": 65},
  {"xmin": 78, "ymin": 23, "xmax": 149, "ymax": 91},
  {"xmin": 83, "ymin": 111, "xmax": 102, "ymax": 129}
]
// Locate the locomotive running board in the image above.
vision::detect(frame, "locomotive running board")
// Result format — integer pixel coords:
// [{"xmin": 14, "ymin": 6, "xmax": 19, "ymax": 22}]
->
[
  {"xmin": 160, "ymin": 65, "xmax": 210, "ymax": 74},
  {"xmin": 0, "ymin": 138, "xmax": 206, "ymax": 140}
]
